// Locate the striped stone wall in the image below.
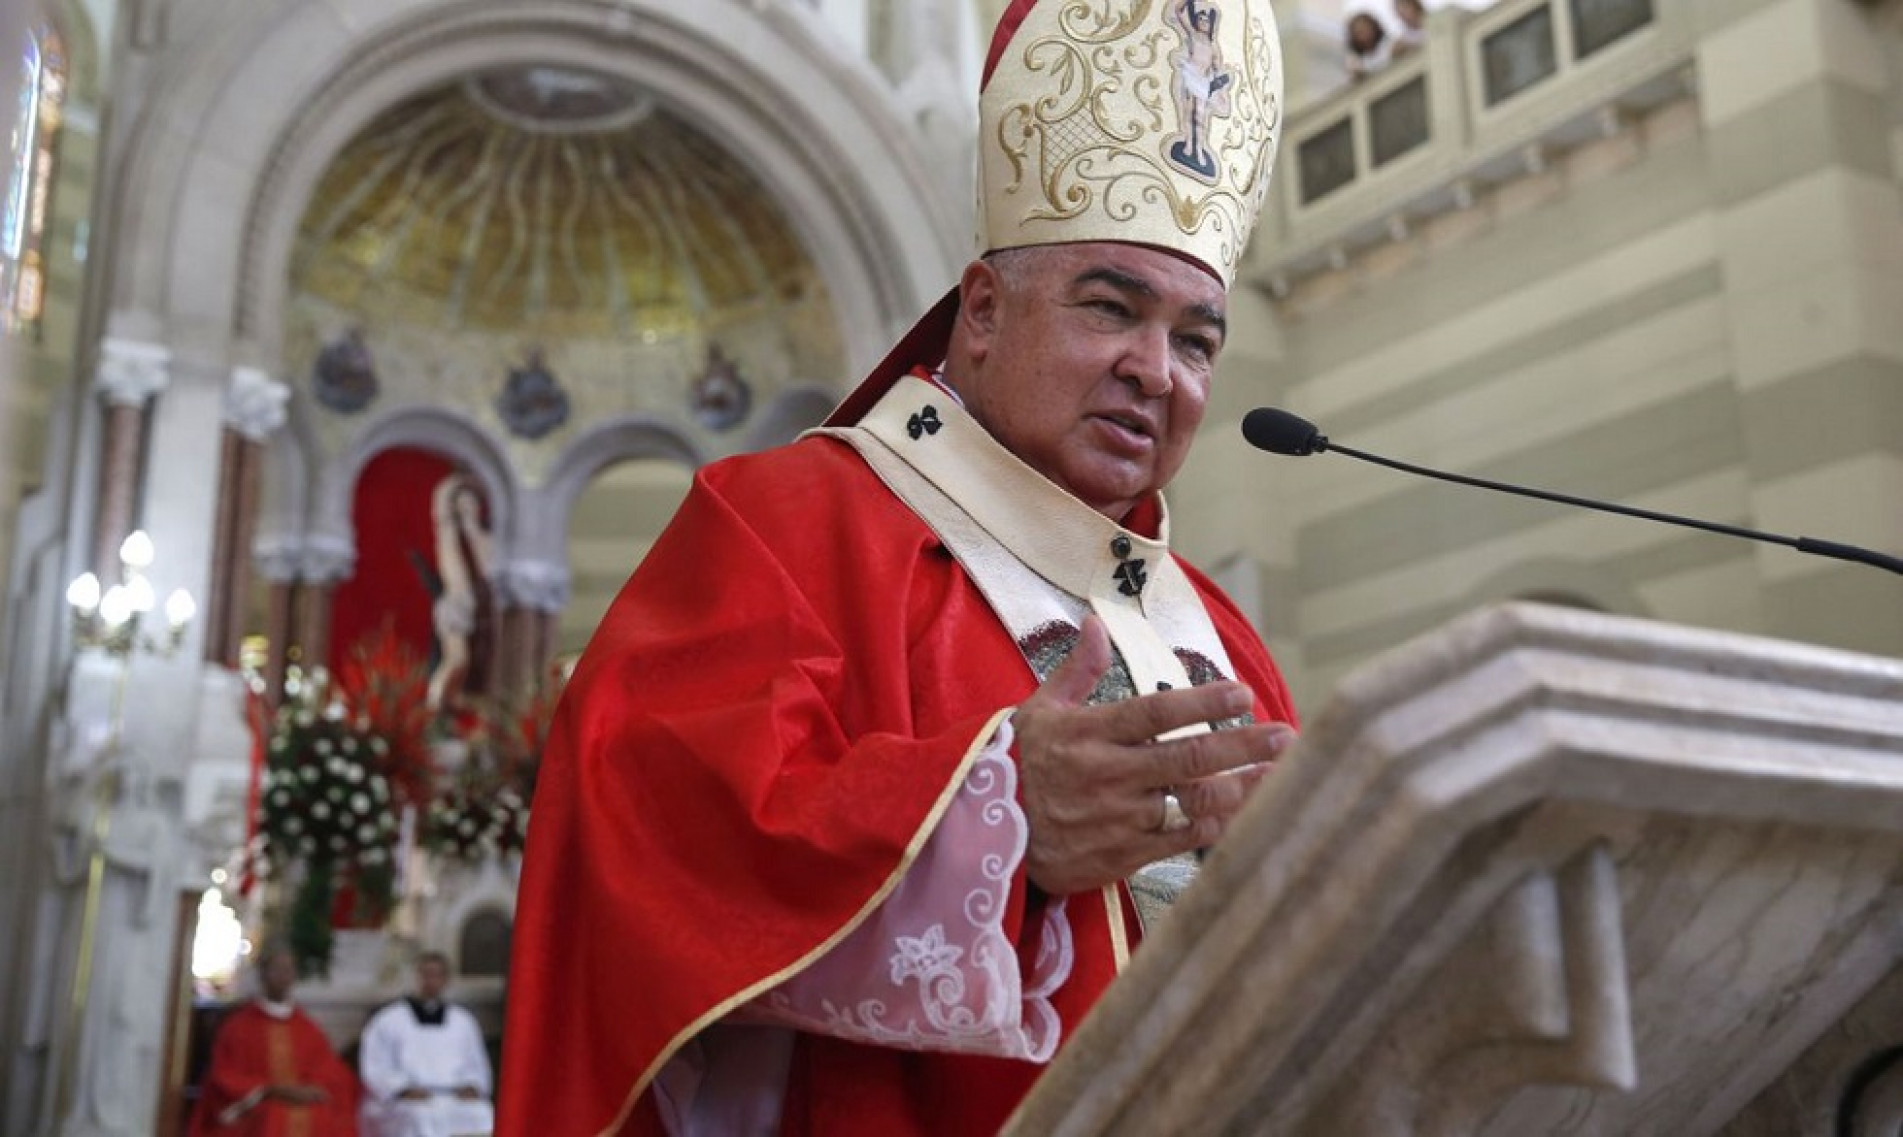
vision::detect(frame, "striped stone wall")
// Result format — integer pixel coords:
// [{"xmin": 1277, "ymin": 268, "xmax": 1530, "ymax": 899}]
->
[{"xmin": 1174, "ymin": 0, "xmax": 1902, "ymax": 711}]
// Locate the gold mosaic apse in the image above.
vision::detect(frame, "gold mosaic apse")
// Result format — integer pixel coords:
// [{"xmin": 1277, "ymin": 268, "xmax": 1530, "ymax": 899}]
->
[{"xmin": 292, "ymin": 67, "xmax": 825, "ymax": 342}]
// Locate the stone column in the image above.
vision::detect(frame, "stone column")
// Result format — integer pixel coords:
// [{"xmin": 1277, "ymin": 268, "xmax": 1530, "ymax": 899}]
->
[
  {"xmin": 205, "ymin": 368, "xmax": 289, "ymax": 666},
  {"xmin": 89, "ymin": 337, "xmax": 171, "ymax": 577},
  {"xmin": 495, "ymin": 561, "xmax": 570, "ymax": 702},
  {"xmin": 203, "ymin": 431, "xmax": 241, "ymax": 662},
  {"xmin": 1700, "ymin": 0, "xmax": 1903, "ymax": 653},
  {"xmin": 252, "ymin": 538, "xmax": 302, "ymax": 704},
  {"xmin": 294, "ymin": 536, "xmax": 355, "ymax": 675},
  {"xmin": 54, "ymin": 347, "xmax": 220, "ymax": 1137},
  {"xmin": 532, "ymin": 611, "xmax": 562, "ymax": 686},
  {"xmin": 495, "ymin": 608, "xmax": 533, "ymax": 704}
]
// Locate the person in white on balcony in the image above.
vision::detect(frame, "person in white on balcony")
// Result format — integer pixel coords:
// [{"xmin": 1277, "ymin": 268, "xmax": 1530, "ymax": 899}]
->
[
  {"xmin": 1347, "ymin": 9, "xmax": 1393, "ymax": 79},
  {"xmin": 1392, "ymin": 0, "xmax": 1428, "ymax": 58}
]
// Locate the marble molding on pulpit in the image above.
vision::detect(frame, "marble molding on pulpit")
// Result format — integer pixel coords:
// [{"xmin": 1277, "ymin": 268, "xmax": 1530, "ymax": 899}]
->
[{"xmin": 1006, "ymin": 601, "xmax": 1903, "ymax": 1137}]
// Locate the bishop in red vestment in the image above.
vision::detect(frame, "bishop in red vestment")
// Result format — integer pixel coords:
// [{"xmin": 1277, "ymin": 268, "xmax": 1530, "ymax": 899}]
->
[
  {"xmin": 503, "ymin": 0, "xmax": 1294, "ymax": 1132},
  {"xmin": 190, "ymin": 947, "xmax": 359, "ymax": 1136}
]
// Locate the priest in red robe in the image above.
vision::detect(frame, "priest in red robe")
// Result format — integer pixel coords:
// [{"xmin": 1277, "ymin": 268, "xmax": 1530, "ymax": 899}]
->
[
  {"xmin": 502, "ymin": 0, "xmax": 1296, "ymax": 1133},
  {"xmin": 190, "ymin": 945, "xmax": 360, "ymax": 1136}
]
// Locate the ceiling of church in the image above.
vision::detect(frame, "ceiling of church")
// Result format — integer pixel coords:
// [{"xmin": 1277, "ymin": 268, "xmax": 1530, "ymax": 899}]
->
[{"xmin": 292, "ymin": 66, "xmax": 822, "ymax": 341}]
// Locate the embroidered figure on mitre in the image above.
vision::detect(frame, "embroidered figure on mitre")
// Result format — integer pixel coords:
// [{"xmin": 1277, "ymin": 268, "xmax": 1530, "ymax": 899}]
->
[{"xmin": 1165, "ymin": 0, "xmax": 1236, "ymax": 183}]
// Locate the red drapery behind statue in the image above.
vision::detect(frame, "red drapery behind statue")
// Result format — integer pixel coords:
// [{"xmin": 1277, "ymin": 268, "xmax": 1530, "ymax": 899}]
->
[{"xmin": 328, "ymin": 447, "xmax": 456, "ymax": 674}]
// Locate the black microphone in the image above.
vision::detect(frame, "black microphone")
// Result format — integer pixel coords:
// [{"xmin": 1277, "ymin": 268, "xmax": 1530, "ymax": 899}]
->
[{"xmin": 1241, "ymin": 407, "xmax": 1903, "ymax": 578}]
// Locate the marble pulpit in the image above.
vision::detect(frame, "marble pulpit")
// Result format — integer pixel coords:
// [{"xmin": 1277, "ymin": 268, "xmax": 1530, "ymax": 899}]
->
[{"xmin": 1006, "ymin": 602, "xmax": 1903, "ymax": 1136}]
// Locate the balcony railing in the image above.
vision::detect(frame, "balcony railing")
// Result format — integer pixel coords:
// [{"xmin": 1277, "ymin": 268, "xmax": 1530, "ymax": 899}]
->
[{"xmin": 1251, "ymin": 0, "xmax": 1696, "ymax": 288}]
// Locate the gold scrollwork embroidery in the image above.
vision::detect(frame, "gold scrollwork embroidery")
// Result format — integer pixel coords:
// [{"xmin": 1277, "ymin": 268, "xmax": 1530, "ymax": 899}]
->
[
  {"xmin": 991, "ymin": 0, "xmax": 1279, "ymax": 278},
  {"xmin": 1058, "ymin": 0, "xmax": 1159, "ymax": 44}
]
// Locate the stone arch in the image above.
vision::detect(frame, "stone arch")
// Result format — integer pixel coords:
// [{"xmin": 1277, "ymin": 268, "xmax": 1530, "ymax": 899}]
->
[
  {"xmin": 530, "ymin": 416, "xmax": 704, "ymax": 567},
  {"xmin": 456, "ymin": 907, "xmax": 513, "ymax": 979},
  {"xmin": 745, "ymin": 385, "xmax": 843, "ymax": 452},
  {"xmin": 317, "ymin": 405, "xmax": 522, "ymax": 554},
  {"xmin": 102, "ymin": 0, "xmax": 963, "ymax": 380},
  {"xmin": 423, "ymin": 859, "xmax": 519, "ymax": 974}
]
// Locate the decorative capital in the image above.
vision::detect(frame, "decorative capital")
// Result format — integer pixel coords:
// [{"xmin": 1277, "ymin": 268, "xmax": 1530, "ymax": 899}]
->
[
  {"xmin": 251, "ymin": 536, "xmax": 304, "ymax": 584},
  {"xmin": 224, "ymin": 366, "xmax": 291, "ymax": 442},
  {"xmin": 94, "ymin": 337, "xmax": 173, "ymax": 408},
  {"xmin": 299, "ymin": 534, "xmax": 357, "ymax": 585},
  {"xmin": 496, "ymin": 560, "xmax": 570, "ymax": 614}
]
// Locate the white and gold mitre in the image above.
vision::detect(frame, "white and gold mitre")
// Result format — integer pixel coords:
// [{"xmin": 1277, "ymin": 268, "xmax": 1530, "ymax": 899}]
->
[{"xmin": 979, "ymin": 0, "xmax": 1284, "ymax": 288}]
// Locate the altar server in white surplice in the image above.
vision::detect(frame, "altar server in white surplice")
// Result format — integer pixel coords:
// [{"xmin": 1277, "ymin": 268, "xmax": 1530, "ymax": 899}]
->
[{"xmin": 359, "ymin": 951, "xmax": 494, "ymax": 1137}]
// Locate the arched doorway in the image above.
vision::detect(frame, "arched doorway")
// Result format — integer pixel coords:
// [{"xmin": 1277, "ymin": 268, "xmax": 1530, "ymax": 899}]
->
[{"xmin": 559, "ymin": 456, "xmax": 695, "ymax": 656}]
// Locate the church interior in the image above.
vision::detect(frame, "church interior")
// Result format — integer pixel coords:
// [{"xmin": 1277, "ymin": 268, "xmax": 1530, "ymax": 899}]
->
[{"xmin": 1, "ymin": 0, "xmax": 1899, "ymax": 1132}]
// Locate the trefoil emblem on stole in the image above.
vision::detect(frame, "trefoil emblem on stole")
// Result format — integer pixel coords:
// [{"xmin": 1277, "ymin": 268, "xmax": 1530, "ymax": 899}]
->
[
  {"xmin": 907, "ymin": 406, "xmax": 943, "ymax": 440},
  {"xmin": 1114, "ymin": 559, "xmax": 1148, "ymax": 598}
]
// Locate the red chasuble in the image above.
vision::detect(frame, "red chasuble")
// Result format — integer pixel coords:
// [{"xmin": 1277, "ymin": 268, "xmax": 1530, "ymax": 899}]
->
[
  {"xmin": 188, "ymin": 1002, "xmax": 360, "ymax": 1137},
  {"xmin": 502, "ymin": 433, "xmax": 1296, "ymax": 1136}
]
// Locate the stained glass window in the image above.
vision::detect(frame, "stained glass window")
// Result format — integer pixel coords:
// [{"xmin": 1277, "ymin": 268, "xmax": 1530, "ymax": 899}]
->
[{"xmin": 2, "ymin": 27, "xmax": 65, "ymax": 336}]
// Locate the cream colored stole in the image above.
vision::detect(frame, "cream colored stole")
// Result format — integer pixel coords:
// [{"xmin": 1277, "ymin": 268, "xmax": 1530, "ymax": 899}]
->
[{"xmin": 816, "ymin": 375, "xmax": 1249, "ymax": 952}]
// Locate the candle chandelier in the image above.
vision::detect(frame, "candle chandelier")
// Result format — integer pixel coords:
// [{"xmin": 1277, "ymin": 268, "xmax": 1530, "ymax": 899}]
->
[{"xmin": 64, "ymin": 529, "xmax": 196, "ymax": 655}]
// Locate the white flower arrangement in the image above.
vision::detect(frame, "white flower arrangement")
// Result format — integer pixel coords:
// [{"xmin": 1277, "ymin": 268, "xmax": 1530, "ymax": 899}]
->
[
  {"xmin": 252, "ymin": 711, "xmax": 401, "ymax": 892},
  {"xmin": 426, "ymin": 785, "xmax": 530, "ymax": 863}
]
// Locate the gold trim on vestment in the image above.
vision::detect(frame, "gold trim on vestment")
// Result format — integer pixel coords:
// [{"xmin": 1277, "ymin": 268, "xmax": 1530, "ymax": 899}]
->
[
  {"xmin": 1103, "ymin": 885, "xmax": 1131, "ymax": 973},
  {"xmin": 265, "ymin": 1020, "xmax": 312, "ymax": 1137},
  {"xmin": 601, "ymin": 706, "xmax": 1016, "ymax": 1137}
]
